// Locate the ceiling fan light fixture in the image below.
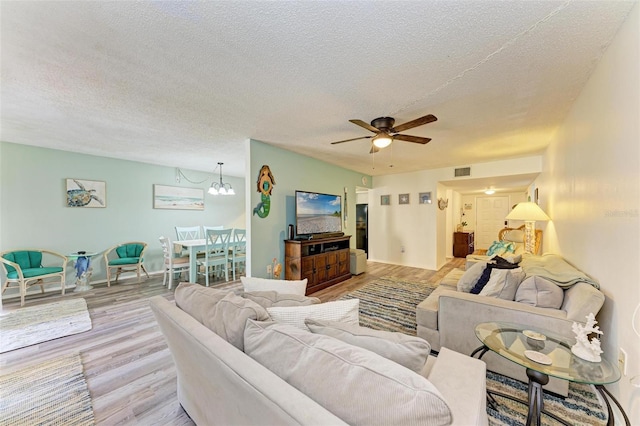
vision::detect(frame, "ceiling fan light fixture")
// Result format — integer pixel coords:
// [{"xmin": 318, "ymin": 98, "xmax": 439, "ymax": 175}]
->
[
  {"xmin": 373, "ymin": 134, "xmax": 392, "ymax": 148},
  {"xmin": 484, "ymin": 188, "xmax": 496, "ymax": 195}
]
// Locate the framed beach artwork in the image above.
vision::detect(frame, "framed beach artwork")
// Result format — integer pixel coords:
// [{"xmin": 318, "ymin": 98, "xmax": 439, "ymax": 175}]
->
[
  {"xmin": 66, "ymin": 178, "xmax": 106, "ymax": 208},
  {"xmin": 153, "ymin": 184, "xmax": 204, "ymax": 210},
  {"xmin": 380, "ymin": 194, "xmax": 391, "ymax": 206},
  {"xmin": 419, "ymin": 192, "xmax": 432, "ymax": 204}
]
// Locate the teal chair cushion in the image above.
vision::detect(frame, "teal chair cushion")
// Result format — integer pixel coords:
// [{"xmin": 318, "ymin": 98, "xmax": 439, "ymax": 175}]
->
[
  {"xmin": 115, "ymin": 244, "xmax": 144, "ymax": 258},
  {"xmin": 109, "ymin": 257, "xmax": 141, "ymax": 266},
  {"xmin": 2, "ymin": 251, "xmax": 43, "ymax": 274},
  {"xmin": 6, "ymin": 266, "xmax": 63, "ymax": 279}
]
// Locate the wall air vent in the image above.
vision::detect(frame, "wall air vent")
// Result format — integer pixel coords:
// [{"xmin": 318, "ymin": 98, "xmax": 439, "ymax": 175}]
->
[{"xmin": 454, "ymin": 167, "xmax": 471, "ymax": 177}]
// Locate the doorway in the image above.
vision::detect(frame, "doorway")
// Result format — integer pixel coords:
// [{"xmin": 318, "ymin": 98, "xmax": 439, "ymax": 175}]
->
[
  {"xmin": 475, "ymin": 196, "xmax": 509, "ymax": 250},
  {"xmin": 356, "ymin": 204, "xmax": 368, "ymax": 255}
]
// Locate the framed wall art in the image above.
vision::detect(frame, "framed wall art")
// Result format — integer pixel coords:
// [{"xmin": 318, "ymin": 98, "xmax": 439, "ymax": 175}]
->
[
  {"xmin": 153, "ymin": 184, "xmax": 204, "ymax": 210},
  {"xmin": 66, "ymin": 178, "xmax": 106, "ymax": 208},
  {"xmin": 380, "ymin": 194, "xmax": 391, "ymax": 206},
  {"xmin": 399, "ymin": 193, "xmax": 410, "ymax": 205},
  {"xmin": 419, "ymin": 192, "xmax": 432, "ymax": 204}
]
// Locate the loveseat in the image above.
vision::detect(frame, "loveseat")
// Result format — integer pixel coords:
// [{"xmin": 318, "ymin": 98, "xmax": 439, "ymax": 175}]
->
[
  {"xmin": 416, "ymin": 254, "xmax": 604, "ymax": 396},
  {"xmin": 150, "ymin": 282, "xmax": 488, "ymax": 425}
]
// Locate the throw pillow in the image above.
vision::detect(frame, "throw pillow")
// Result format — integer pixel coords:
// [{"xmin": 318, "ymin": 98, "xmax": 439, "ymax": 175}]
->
[
  {"xmin": 515, "ymin": 275, "xmax": 565, "ymax": 308},
  {"xmin": 244, "ymin": 320, "xmax": 452, "ymax": 426},
  {"xmin": 478, "ymin": 267, "xmax": 525, "ymax": 300},
  {"xmin": 266, "ymin": 299, "xmax": 359, "ymax": 330},
  {"xmin": 203, "ymin": 292, "xmax": 270, "ymax": 351},
  {"xmin": 242, "ymin": 290, "xmax": 321, "ymax": 308},
  {"xmin": 240, "ymin": 276, "xmax": 307, "ymax": 296},
  {"xmin": 457, "ymin": 261, "xmax": 487, "ymax": 293},
  {"xmin": 174, "ymin": 282, "xmax": 230, "ymax": 324},
  {"xmin": 486, "ymin": 240, "xmax": 515, "ymax": 257},
  {"xmin": 305, "ymin": 318, "xmax": 431, "ymax": 373}
]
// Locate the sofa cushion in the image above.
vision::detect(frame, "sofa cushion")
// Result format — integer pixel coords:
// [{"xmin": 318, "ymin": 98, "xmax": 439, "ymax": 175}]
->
[
  {"xmin": 203, "ymin": 292, "xmax": 270, "ymax": 351},
  {"xmin": 266, "ymin": 299, "xmax": 359, "ymax": 330},
  {"xmin": 457, "ymin": 262, "xmax": 487, "ymax": 293},
  {"xmin": 305, "ymin": 318, "xmax": 431, "ymax": 373},
  {"xmin": 515, "ymin": 275, "xmax": 565, "ymax": 308},
  {"xmin": 244, "ymin": 320, "xmax": 452, "ymax": 425},
  {"xmin": 242, "ymin": 290, "xmax": 321, "ymax": 308},
  {"xmin": 174, "ymin": 282, "xmax": 230, "ymax": 324},
  {"xmin": 241, "ymin": 276, "xmax": 307, "ymax": 295},
  {"xmin": 479, "ymin": 267, "xmax": 525, "ymax": 300}
]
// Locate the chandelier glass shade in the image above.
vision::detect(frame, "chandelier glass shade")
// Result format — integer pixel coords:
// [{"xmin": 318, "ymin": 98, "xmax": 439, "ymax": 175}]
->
[{"xmin": 208, "ymin": 162, "xmax": 235, "ymax": 195}]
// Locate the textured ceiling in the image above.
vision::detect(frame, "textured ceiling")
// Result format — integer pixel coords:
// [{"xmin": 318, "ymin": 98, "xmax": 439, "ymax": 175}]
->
[{"xmin": 0, "ymin": 1, "xmax": 634, "ymax": 184}]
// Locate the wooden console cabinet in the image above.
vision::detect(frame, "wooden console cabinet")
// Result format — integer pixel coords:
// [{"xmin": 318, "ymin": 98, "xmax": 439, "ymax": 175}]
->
[
  {"xmin": 284, "ymin": 236, "xmax": 352, "ymax": 295},
  {"xmin": 453, "ymin": 231, "xmax": 475, "ymax": 258}
]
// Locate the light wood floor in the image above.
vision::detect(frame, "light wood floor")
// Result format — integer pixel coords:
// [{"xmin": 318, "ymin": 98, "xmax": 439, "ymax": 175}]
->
[{"xmin": 0, "ymin": 258, "xmax": 464, "ymax": 425}]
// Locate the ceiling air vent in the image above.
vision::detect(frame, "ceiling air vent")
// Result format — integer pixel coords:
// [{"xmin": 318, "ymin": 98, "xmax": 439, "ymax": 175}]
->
[{"xmin": 454, "ymin": 167, "xmax": 471, "ymax": 177}]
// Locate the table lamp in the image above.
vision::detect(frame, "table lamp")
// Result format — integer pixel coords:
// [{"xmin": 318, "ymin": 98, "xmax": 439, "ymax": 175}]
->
[{"xmin": 505, "ymin": 202, "xmax": 550, "ymax": 253}]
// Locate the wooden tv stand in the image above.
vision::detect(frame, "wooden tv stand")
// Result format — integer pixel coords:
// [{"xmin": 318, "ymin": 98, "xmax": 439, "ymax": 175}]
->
[{"xmin": 284, "ymin": 235, "xmax": 352, "ymax": 295}]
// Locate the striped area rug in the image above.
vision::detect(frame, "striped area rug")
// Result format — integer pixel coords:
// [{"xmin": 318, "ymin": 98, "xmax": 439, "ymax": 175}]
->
[
  {"xmin": 0, "ymin": 353, "xmax": 95, "ymax": 425},
  {"xmin": 340, "ymin": 275, "xmax": 436, "ymax": 335},
  {"xmin": 340, "ymin": 276, "xmax": 607, "ymax": 425},
  {"xmin": 0, "ymin": 298, "xmax": 92, "ymax": 353}
]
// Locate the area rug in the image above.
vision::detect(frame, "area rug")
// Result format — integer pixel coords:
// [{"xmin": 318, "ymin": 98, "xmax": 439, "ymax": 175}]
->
[
  {"xmin": 0, "ymin": 298, "xmax": 92, "ymax": 353},
  {"xmin": 486, "ymin": 371, "xmax": 606, "ymax": 425},
  {"xmin": 340, "ymin": 275, "xmax": 437, "ymax": 335},
  {"xmin": 339, "ymin": 276, "xmax": 607, "ymax": 425},
  {"xmin": 0, "ymin": 353, "xmax": 95, "ymax": 425}
]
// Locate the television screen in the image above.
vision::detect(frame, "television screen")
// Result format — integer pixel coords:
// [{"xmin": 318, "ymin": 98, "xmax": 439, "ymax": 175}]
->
[{"xmin": 295, "ymin": 190, "xmax": 342, "ymax": 235}]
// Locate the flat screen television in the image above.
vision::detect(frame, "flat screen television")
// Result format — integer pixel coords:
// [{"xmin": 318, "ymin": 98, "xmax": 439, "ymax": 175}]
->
[{"xmin": 295, "ymin": 190, "xmax": 342, "ymax": 236}]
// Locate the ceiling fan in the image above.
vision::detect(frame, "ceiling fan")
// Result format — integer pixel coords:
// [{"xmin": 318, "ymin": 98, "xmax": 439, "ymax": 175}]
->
[{"xmin": 331, "ymin": 114, "xmax": 437, "ymax": 153}]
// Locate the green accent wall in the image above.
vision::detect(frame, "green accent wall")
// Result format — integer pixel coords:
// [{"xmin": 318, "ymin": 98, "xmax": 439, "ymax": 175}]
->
[
  {"xmin": 248, "ymin": 140, "xmax": 370, "ymax": 278},
  {"xmin": 0, "ymin": 142, "xmax": 245, "ymax": 288}
]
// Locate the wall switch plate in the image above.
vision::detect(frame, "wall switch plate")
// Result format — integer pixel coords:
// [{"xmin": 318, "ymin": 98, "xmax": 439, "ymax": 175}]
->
[
  {"xmin": 619, "ymin": 348, "xmax": 627, "ymax": 376},
  {"xmin": 266, "ymin": 265, "xmax": 272, "ymax": 275}
]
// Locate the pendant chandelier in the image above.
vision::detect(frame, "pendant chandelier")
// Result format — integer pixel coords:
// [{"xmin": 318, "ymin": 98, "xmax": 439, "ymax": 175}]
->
[{"xmin": 208, "ymin": 162, "xmax": 235, "ymax": 195}]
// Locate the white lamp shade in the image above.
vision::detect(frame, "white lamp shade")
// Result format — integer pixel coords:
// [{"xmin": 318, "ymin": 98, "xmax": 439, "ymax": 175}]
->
[
  {"xmin": 505, "ymin": 202, "xmax": 550, "ymax": 221},
  {"xmin": 208, "ymin": 186, "xmax": 218, "ymax": 195}
]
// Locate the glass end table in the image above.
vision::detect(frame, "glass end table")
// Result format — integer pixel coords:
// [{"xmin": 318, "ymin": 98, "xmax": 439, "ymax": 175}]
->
[{"xmin": 473, "ymin": 321, "xmax": 628, "ymax": 426}]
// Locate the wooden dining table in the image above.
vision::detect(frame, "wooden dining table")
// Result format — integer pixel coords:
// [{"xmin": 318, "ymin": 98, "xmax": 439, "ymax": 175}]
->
[{"xmin": 173, "ymin": 239, "xmax": 207, "ymax": 283}]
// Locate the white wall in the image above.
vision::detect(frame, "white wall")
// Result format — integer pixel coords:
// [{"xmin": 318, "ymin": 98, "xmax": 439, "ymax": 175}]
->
[
  {"xmin": 536, "ymin": 4, "xmax": 639, "ymax": 420},
  {"xmin": 369, "ymin": 156, "xmax": 542, "ymax": 269}
]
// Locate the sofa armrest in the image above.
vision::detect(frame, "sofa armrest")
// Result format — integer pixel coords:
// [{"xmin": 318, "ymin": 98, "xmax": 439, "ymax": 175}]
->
[
  {"xmin": 427, "ymin": 347, "xmax": 487, "ymax": 426},
  {"xmin": 437, "ymin": 290, "xmax": 574, "ymax": 357}
]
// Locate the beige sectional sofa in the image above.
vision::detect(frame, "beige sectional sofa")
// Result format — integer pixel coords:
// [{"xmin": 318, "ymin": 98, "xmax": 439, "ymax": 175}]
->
[
  {"xmin": 416, "ymin": 254, "xmax": 605, "ymax": 396},
  {"xmin": 150, "ymin": 283, "xmax": 488, "ymax": 425}
]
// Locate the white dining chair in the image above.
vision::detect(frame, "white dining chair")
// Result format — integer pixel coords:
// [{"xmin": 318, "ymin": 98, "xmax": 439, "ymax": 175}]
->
[
  {"xmin": 203, "ymin": 225, "xmax": 224, "ymax": 233},
  {"xmin": 231, "ymin": 228, "xmax": 247, "ymax": 280},
  {"xmin": 197, "ymin": 228, "xmax": 233, "ymax": 286},
  {"xmin": 159, "ymin": 236, "xmax": 190, "ymax": 290},
  {"xmin": 175, "ymin": 226, "xmax": 202, "ymax": 241}
]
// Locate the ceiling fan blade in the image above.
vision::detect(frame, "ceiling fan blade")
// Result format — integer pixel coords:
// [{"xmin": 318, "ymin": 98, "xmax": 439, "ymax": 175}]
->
[
  {"xmin": 331, "ymin": 135, "xmax": 373, "ymax": 145},
  {"xmin": 349, "ymin": 119, "xmax": 380, "ymax": 133},
  {"xmin": 393, "ymin": 134, "xmax": 432, "ymax": 144},
  {"xmin": 392, "ymin": 114, "xmax": 437, "ymax": 133}
]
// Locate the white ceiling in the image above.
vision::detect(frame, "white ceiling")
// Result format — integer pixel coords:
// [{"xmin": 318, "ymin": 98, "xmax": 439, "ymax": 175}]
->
[{"xmin": 1, "ymin": 1, "xmax": 634, "ymax": 189}]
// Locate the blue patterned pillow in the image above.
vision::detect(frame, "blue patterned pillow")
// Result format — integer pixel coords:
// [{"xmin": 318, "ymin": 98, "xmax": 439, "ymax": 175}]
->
[{"xmin": 486, "ymin": 240, "xmax": 515, "ymax": 256}]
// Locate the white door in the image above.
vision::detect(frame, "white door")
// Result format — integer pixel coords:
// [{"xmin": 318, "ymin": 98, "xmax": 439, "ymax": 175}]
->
[{"xmin": 476, "ymin": 196, "xmax": 509, "ymax": 250}]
